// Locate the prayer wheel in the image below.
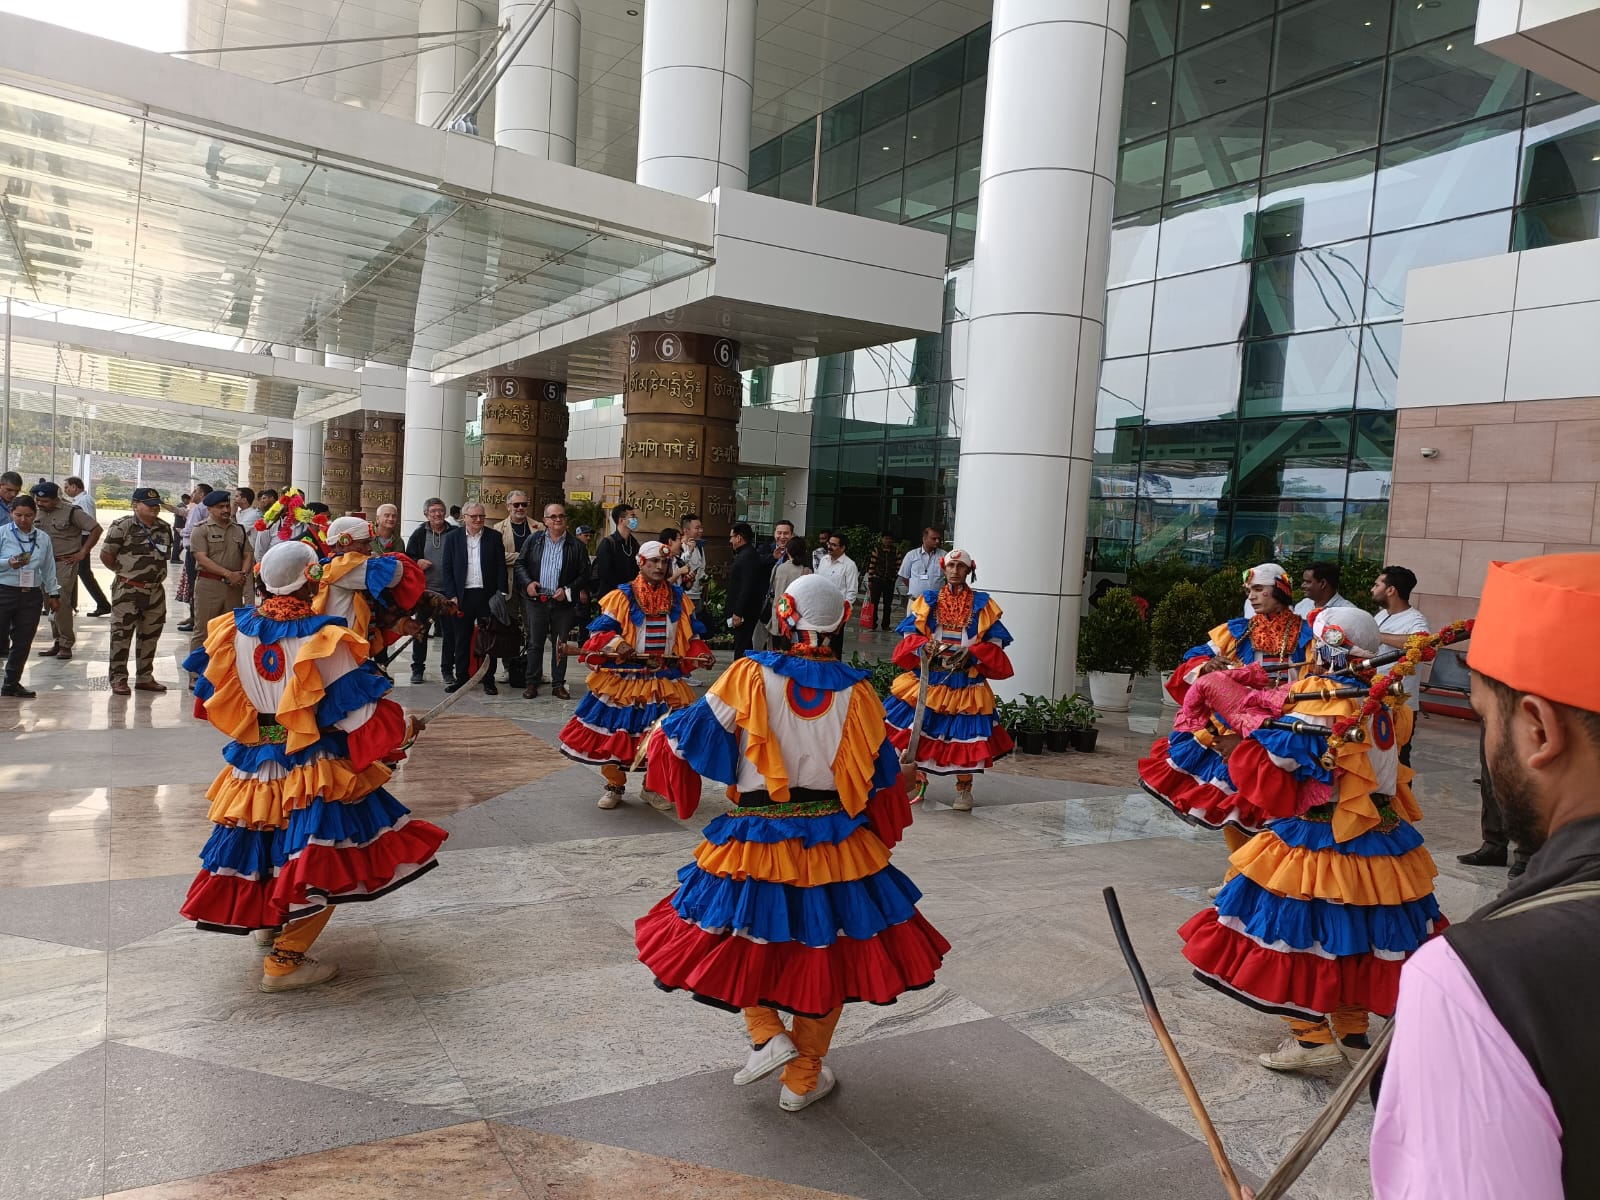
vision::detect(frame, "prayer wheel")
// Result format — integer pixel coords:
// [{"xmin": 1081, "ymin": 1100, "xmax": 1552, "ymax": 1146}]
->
[
  {"xmin": 321, "ymin": 423, "xmax": 360, "ymax": 513},
  {"xmin": 480, "ymin": 377, "xmax": 568, "ymax": 521},
  {"xmin": 248, "ymin": 437, "xmax": 291, "ymax": 492},
  {"xmin": 358, "ymin": 415, "xmax": 403, "ymax": 513}
]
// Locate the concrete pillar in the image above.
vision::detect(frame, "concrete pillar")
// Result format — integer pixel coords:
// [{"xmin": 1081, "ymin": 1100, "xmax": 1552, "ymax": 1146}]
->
[
  {"xmin": 403, "ymin": 370, "xmax": 468, "ymax": 519},
  {"xmin": 495, "ymin": 0, "xmax": 580, "ymax": 163},
  {"xmin": 416, "ymin": 0, "xmax": 485, "ymax": 128},
  {"xmin": 292, "ymin": 422, "xmax": 324, "ymax": 498},
  {"xmin": 635, "ymin": 0, "xmax": 755, "ymax": 196},
  {"xmin": 952, "ymin": 0, "xmax": 1130, "ymax": 699}
]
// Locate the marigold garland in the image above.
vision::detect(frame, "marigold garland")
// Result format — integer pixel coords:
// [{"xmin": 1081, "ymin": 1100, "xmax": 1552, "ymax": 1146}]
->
[
  {"xmin": 258, "ymin": 595, "xmax": 315, "ymax": 621},
  {"xmin": 935, "ymin": 584, "xmax": 975, "ymax": 632},
  {"xmin": 1319, "ymin": 619, "xmax": 1473, "ymax": 765}
]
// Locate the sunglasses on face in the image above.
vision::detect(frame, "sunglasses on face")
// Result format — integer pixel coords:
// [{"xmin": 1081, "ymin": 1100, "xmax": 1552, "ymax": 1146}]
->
[{"xmin": 510, "ymin": 501, "xmax": 528, "ymax": 508}]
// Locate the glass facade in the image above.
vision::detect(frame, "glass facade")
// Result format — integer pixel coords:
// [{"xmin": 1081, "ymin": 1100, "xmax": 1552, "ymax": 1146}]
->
[{"xmin": 750, "ymin": 0, "xmax": 1600, "ymax": 559}]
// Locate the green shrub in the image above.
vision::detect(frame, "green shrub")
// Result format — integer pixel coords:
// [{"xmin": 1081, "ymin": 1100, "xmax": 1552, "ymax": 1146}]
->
[
  {"xmin": 1150, "ymin": 580, "xmax": 1214, "ymax": 670},
  {"xmin": 1199, "ymin": 567, "xmax": 1248, "ymax": 629},
  {"xmin": 1078, "ymin": 587, "xmax": 1151, "ymax": 674},
  {"xmin": 849, "ymin": 651, "xmax": 901, "ymax": 699}
]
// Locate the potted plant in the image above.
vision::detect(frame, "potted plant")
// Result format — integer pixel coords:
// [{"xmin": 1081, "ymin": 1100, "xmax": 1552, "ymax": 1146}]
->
[
  {"xmin": 1150, "ymin": 580, "xmax": 1214, "ymax": 706},
  {"xmin": 1044, "ymin": 693, "xmax": 1075, "ymax": 752},
  {"xmin": 1077, "ymin": 586, "xmax": 1150, "ymax": 712},
  {"xmin": 1065, "ymin": 694, "xmax": 1099, "ymax": 752},
  {"xmin": 1015, "ymin": 696, "xmax": 1047, "ymax": 754},
  {"xmin": 995, "ymin": 698, "xmax": 1025, "ymax": 741}
]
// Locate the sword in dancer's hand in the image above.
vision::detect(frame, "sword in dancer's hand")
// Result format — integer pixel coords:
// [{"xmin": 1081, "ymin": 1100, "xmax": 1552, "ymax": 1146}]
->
[
  {"xmin": 416, "ymin": 654, "xmax": 493, "ymax": 723},
  {"xmin": 900, "ymin": 640, "xmax": 937, "ymax": 769}
]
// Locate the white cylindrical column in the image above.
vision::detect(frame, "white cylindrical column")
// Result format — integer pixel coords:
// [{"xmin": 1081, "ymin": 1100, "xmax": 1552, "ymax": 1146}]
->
[
  {"xmin": 416, "ymin": 0, "xmax": 484, "ymax": 127},
  {"xmin": 403, "ymin": 368, "xmax": 467, "ymax": 520},
  {"xmin": 953, "ymin": 0, "xmax": 1130, "ymax": 699},
  {"xmin": 494, "ymin": 0, "xmax": 580, "ymax": 163},
  {"xmin": 635, "ymin": 0, "xmax": 755, "ymax": 196},
  {"xmin": 293, "ymin": 421, "xmax": 325, "ymax": 498}
]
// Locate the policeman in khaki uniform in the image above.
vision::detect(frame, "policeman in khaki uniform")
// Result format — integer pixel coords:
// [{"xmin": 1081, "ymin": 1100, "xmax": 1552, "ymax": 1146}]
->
[
  {"xmin": 100, "ymin": 487, "xmax": 175, "ymax": 696},
  {"xmin": 188, "ymin": 490, "xmax": 252, "ymax": 683},
  {"xmin": 31, "ymin": 480, "xmax": 100, "ymax": 661}
]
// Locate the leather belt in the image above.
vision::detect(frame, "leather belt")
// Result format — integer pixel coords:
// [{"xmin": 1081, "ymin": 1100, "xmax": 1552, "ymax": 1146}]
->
[
  {"xmin": 116, "ymin": 576, "xmax": 154, "ymax": 589},
  {"xmin": 197, "ymin": 570, "xmax": 234, "ymax": 582}
]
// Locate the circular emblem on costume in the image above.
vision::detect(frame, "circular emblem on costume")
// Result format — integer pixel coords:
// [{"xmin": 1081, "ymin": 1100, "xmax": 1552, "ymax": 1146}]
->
[
  {"xmin": 254, "ymin": 641, "xmax": 286, "ymax": 682},
  {"xmin": 1372, "ymin": 709, "xmax": 1396, "ymax": 751},
  {"xmin": 785, "ymin": 678, "xmax": 834, "ymax": 720}
]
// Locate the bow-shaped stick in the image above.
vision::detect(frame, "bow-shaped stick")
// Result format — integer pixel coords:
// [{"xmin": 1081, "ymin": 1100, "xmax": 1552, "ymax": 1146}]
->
[{"xmin": 899, "ymin": 642, "xmax": 969, "ymax": 769}]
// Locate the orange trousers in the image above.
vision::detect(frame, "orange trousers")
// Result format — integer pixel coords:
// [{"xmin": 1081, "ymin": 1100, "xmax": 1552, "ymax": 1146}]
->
[
  {"xmin": 601, "ymin": 764, "xmax": 627, "ymax": 789},
  {"xmin": 743, "ymin": 1005, "xmax": 844, "ymax": 1094},
  {"xmin": 1287, "ymin": 1008, "xmax": 1369, "ymax": 1044},
  {"xmin": 262, "ymin": 907, "xmax": 334, "ymax": 976}
]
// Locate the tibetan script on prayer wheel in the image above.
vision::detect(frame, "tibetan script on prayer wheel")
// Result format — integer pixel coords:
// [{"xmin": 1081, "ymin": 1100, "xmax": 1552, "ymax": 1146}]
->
[
  {"xmin": 359, "ymin": 416, "xmax": 403, "ymax": 514},
  {"xmin": 481, "ymin": 377, "xmax": 567, "ymax": 520},
  {"xmin": 321, "ymin": 424, "xmax": 360, "ymax": 513}
]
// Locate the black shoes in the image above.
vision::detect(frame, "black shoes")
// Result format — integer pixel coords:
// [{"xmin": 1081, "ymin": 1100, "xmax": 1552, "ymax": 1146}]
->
[
  {"xmin": 88, "ymin": 606, "xmax": 111, "ymax": 617},
  {"xmin": 410, "ymin": 670, "xmax": 425, "ymax": 684},
  {"xmin": 482, "ymin": 679, "xmax": 499, "ymax": 695},
  {"xmin": 1458, "ymin": 845, "xmax": 1509, "ymax": 867},
  {"xmin": 444, "ymin": 681, "xmax": 462, "ymax": 694},
  {"xmin": 2, "ymin": 682, "xmax": 36, "ymax": 698},
  {"xmin": 176, "ymin": 621, "xmax": 195, "ymax": 633},
  {"xmin": 1509, "ymin": 859, "xmax": 1530, "ymax": 879}
]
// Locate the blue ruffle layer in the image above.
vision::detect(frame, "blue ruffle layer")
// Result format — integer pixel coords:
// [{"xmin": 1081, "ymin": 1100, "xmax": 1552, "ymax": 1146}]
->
[
  {"xmin": 574, "ymin": 691, "xmax": 680, "ymax": 733},
  {"xmin": 661, "ymin": 699, "xmax": 739, "ymax": 783},
  {"xmin": 362, "ymin": 554, "xmax": 402, "ymax": 599},
  {"xmin": 882, "ymin": 695, "xmax": 994, "ymax": 739},
  {"xmin": 871, "ymin": 738, "xmax": 899, "ymax": 794},
  {"xmin": 317, "ymin": 662, "xmax": 392, "ymax": 726},
  {"xmin": 702, "ymin": 808, "xmax": 868, "ymax": 848},
  {"xmin": 1216, "ymin": 875, "xmax": 1442, "ymax": 957},
  {"xmin": 1166, "ymin": 730, "xmax": 1234, "ymax": 787},
  {"xmin": 183, "ymin": 646, "xmax": 209, "ymax": 676},
  {"xmin": 235, "ymin": 607, "xmax": 348, "ymax": 641},
  {"xmin": 745, "ymin": 652, "xmax": 869, "ymax": 689},
  {"xmin": 221, "ymin": 732, "xmax": 349, "ymax": 773},
  {"xmin": 197, "ymin": 788, "xmax": 409, "ymax": 875},
  {"xmin": 1250, "ymin": 727, "xmax": 1334, "ymax": 782},
  {"xmin": 670, "ymin": 861, "xmax": 923, "ymax": 946},
  {"xmin": 1268, "ymin": 816, "xmax": 1424, "ymax": 857}
]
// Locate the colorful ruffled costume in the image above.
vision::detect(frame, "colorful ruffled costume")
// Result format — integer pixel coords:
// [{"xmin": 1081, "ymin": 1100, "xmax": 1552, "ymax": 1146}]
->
[
  {"xmin": 1139, "ymin": 612, "xmax": 1313, "ymax": 834},
  {"xmin": 313, "ymin": 550, "xmax": 426, "ymax": 658},
  {"xmin": 558, "ymin": 577, "xmax": 711, "ymax": 801},
  {"xmin": 1179, "ymin": 667, "xmax": 1444, "ymax": 1052},
  {"xmin": 181, "ymin": 599, "xmax": 446, "ymax": 934},
  {"xmin": 883, "ymin": 581, "xmax": 1014, "ymax": 807},
  {"xmin": 636, "ymin": 640, "xmax": 947, "ymax": 1101}
]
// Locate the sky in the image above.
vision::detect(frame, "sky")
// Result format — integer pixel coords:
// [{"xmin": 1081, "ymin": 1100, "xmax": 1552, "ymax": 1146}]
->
[{"xmin": 0, "ymin": 0, "xmax": 186, "ymax": 52}]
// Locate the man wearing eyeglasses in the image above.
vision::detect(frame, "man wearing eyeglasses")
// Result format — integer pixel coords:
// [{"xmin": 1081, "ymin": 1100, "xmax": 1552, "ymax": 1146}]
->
[
  {"xmin": 514, "ymin": 501, "xmax": 590, "ymax": 699},
  {"xmin": 492, "ymin": 491, "xmax": 543, "ymax": 690},
  {"xmin": 442, "ymin": 503, "xmax": 507, "ymax": 695},
  {"xmin": 814, "ymin": 534, "xmax": 860, "ymax": 658}
]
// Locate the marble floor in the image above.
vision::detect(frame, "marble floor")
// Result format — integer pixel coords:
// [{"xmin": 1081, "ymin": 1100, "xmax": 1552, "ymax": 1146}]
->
[{"xmin": 1, "ymin": 572, "xmax": 1508, "ymax": 1199}]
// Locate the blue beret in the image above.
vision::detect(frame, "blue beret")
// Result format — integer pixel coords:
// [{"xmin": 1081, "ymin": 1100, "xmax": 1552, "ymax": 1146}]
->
[{"xmin": 203, "ymin": 490, "xmax": 232, "ymax": 507}]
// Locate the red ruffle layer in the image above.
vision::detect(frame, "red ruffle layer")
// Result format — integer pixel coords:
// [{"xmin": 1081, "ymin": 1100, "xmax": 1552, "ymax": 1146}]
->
[
  {"xmin": 1138, "ymin": 739, "xmax": 1272, "ymax": 833},
  {"xmin": 886, "ymin": 724, "xmax": 1013, "ymax": 772},
  {"xmin": 865, "ymin": 778, "xmax": 913, "ymax": 849},
  {"xmin": 635, "ymin": 897, "xmax": 950, "ymax": 1017},
  {"xmin": 347, "ymin": 697, "xmax": 410, "ymax": 770},
  {"xmin": 1180, "ymin": 909, "xmax": 1424, "ymax": 1018},
  {"xmin": 643, "ymin": 728, "xmax": 700, "ymax": 816},
  {"xmin": 559, "ymin": 719, "xmax": 639, "ymax": 766},
  {"xmin": 1223, "ymin": 739, "xmax": 1303, "ymax": 821}
]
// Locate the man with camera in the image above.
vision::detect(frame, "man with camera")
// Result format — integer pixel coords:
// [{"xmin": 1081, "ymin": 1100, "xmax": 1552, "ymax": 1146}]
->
[{"xmin": 514, "ymin": 501, "xmax": 590, "ymax": 700}]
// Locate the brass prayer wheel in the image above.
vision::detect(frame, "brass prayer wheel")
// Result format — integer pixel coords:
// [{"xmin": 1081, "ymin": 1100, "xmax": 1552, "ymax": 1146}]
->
[{"xmin": 481, "ymin": 377, "xmax": 568, "ymax": 520}]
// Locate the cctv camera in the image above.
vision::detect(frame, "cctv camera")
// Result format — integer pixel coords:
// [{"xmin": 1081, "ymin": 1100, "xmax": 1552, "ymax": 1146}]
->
[{"xmin": 1419, "ymin": 447, "xmax": 1439, "ymax": 459}]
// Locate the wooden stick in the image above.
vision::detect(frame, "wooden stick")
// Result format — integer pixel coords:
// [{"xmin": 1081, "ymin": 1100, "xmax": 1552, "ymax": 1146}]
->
[{"xmin": 1103, "ymin": 887, "xmax": 1244, "ymax": 1200}]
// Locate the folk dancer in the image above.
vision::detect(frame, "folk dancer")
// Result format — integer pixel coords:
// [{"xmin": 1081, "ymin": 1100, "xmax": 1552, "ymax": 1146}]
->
[
  {"xmin": 882, "ymin": 549, "xmax": 1014, "ymax": 810},
  {"xmin": 312, "ymin": 515, "xmax": 427, "ymax": 659},
  {"xmin": 180, "ymin": 541, "xmax": 447, "ymax": 992},
  {"xmin": 1139, "ymin": 563, "xmax": 1314, "ymax": 851},
  {"xmin": 636, "ymin": 574, "xmax": 948, "ymax": 1110},
  {"xmin": 1174, "ymin": 607, "xmax": 1444, "ymax": 1071},
  {"xmin": 557, "ymin": 540, "xmax": 712, "ymax": 810}
]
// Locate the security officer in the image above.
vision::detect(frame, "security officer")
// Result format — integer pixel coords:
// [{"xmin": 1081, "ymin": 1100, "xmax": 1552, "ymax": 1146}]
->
[
  {"xmin": 31, "ymin": 480, "xmax": 101, "ymax": 661},
  {"xmin": 100, "ymin": 487, "xmax": 175, "ymax": 696},
  {"xmin": 189, "ymin": 489, "xmax": 251, "ymax": 681}
]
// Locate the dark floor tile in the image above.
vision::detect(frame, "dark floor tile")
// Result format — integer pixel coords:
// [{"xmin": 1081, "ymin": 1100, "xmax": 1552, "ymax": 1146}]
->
[
  {"xmin": 0, "ymin": 1043, "xmax": 105, "ymax": 1200},
  {"xmin": 0, "ymin": 877, "xmax": 111, "ymax": 951},
  {"xmin": 110, "ymin": 875, "xmax": 193, "ymax": 949},
  {"xmin": 469, "ymin": 769, "xmax": 683, "ymax": 844}
]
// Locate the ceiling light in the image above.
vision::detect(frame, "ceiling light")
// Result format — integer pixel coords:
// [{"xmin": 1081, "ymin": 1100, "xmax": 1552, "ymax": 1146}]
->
[
  {"xmin": 1363, "ymin": 20, "xmax": 1372, "ymax": 25},
  {"xmin": 1445, "ymin": 42, "xmax": 1453, "ymax": 49},
  {"xmin": 626, "ymin": 8, "xmax": 638, "ymax": 14},
  {"xmin": 1200, "ymin": 2, "xmax": 1212, "ymax": 8},
  {"xmin": 882, "ymin": 145, "xmax": 891, "ymax": 151}
]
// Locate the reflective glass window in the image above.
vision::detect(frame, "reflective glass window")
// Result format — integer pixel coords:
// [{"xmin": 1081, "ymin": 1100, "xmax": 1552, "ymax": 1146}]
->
[
  {"xmin": 903, "ymin": 149, "xmax": 957, "ymax": 218},
  {"xmin": 950, "ymin": 201, "xmax": 978, "ymax": 264},
  {"xmin": 1109, "ymin": 210, "xmax": 1163, "ymax": 285},
  {"xmin": 819, "ymin": 190, "xmax": 855, "ymax": 213},
  {"xmin": 1356, "ymin": 322, "xmax": 1401, "ymax": 409},
  {"xmin": 818, "ymin": 139, "xmax": 858, "ymax": 200},
  {"xmin": 966, "ymin": 27, "xmax": 989, "ymax": 80},
  {"xmin": 1142, "ymin": 422, "xmax": 1237, "ymax": 499},
  {"xmin": 1342, "ymin": 500, "xmax": 1390, "ymax": 559},
  {"xmin": 1256, "ymin": 152, "xmax": 1376, "ymax": 254},
  {"xmin": 1098, "ymin": 358, "xmax": 1149, "ymax": 427},
  {"xmin": 1274, "ymin": 0, "xmax": 1391, "ymax": 92},
  {"xmin": 781, "ymin": 123, "xmax": 816, "ymax": 171},
  {"xmin": 908, "ymin": 207, "xmax": 953, "ymax": 245},
  {"xmin": 1124, "ymin": 62, "xmax": 1174, "ymax": 145},
  {"xmin": 1527, "ymin": 74, "xmax": 1573, "ymax": 105},
  {"xmin": 859, "ymin": 117, "xmax": 907, "ymax": 183},
  {"xmin": 1365, "ymin": 211, "xmax": 1511, "ymax": 320},
  {"xmin": 956, "ymin": 140, "xmax": 981, "ymax": 205},
  {"xmin": 1230, "ymin": 499, "xmax": 1346, "ymax": 560},
  {"xmin": 1373, "ymin": 112, "xmax": 1520, "ymax": 233},
  {"xmin": 906, "ymin": 91, "xmax": 961, "ymax": 164},
  {"xmin": 1135, "ymin": 499, "xmax": 1231, "ymax": 564},
  {"xmin": 1167, "ymin": 104, "xmax": 1265, "ymax": 202},
  {"xmin": 1094, "ymin": 427, "xmax": 1143, "ymax": 497},
  {"xmin": 911, "ymin": 40, "xmax": 966, "ymax": 107},
  {"xmin": 1392, "ymin": 0, "xmax": 1475, "ymax": 49},
  {"xmin": 1240, "ymin": 330, "xmax": 1360, "ymax": 417},
  {"xmin": 1106, "ymin": 284, "xmax": 1155, "ymax": 358},
  {"xmin": 1349, "ymin": 412, "xmax": 1397, "ymax": 497},
  {"xmin": 1178, "ymin": 0, "xmax": 1272, "ymax": 49},
  {"xmin": 959, "ymin": 79, "xmax": 986, "ymax": 143},
  {"xmin": 1386, "ymin": 37, "xmax": 1525, "ymax": 142},
  {"xmin": 1246, "ymin": 240, "xmax": 1369, "ymax": 336},
  {"xmin": 1155, "ymin": 183, "xmax": 1258, "ymax": 276},
  {"xmin": 1236, "ymin": 415, "xmax": 1351, "ymax": 499},
  {"xmin": 777, "ymin": 163, "xmax": 812, "ymax": 204},
  {"xmin": 1515, "ymin": 192, "xmax": 1600, "ymax": 249},
  {"xmin": 1151, "ymin": 264, "xmax": 1251, "ymax": 352},
  {"xmin": 820, "ymin": 96, "xmax": 861, "ymax": 150},
  {"xmin": 1117, "ymin": 134, "xmax": 1169, "ymax": 215},
  {"xmin": 1522, "ymin": 95, "xmax": 1600, "ymax": 205},
  {"xmin": 1128, "ymin": 0, "xmax": 1178, "ymax": 69},
  {"xmin": 862, "ymin": 68, "xmax": 910, "ymax": 129},
  {"xmin": 750, "ymin": 174, "xmax": 780, "ymax": 198},
  {"xmin": 1265, "ymin": 64, "xmax": 1384, "ymax": 176},
  {"xmin": 1173, "ymin": 24, "xmax": 1272, "ymax": 124},
  {"xmin": 856, "ymin": 173, "xmax": 904, "ymax": 223},
  {"xmin": 1145, "ymin": 344, "xmax": 1243, "ymax": 423},
  {"xmin": 750, "ymin": 138, "xmax": 781, "ymax": 184}
]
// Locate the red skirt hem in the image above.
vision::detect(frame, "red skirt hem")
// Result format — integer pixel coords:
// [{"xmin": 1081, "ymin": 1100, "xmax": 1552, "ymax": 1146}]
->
[
  {"xmin": 1138, "ymin": 741, "xmax": 1272, "ymax": 834},
  {"xmin": 886, "ymin": 724, "xmax": 1013, "ymax": 773},
  {"xmin": 559, "ymin": 720, "xmax": 639, "ymax": 766}
]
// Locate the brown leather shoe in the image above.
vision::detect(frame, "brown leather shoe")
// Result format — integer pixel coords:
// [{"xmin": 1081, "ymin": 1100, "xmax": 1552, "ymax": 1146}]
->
[
  {"xmin": 522, "ymin": 684, "xmax": 539, "ymax": 698},
  {"xmin": 552, "ymin": 685, "xmax": 572, "ymax": 700},
  {"xmin": 135, "ymin": 679, "xmax": 168, "ymax": 693},
  {"xmin": 54, "ymin": 648, "xmax": 71, "ymax": 661},
  {"xmin": 38, "ymin": 645, "xmax": 60, "ymax": 657},
  {"xmin": 110, "ymin": 679, "xmax": 132, "ymax": 695}
]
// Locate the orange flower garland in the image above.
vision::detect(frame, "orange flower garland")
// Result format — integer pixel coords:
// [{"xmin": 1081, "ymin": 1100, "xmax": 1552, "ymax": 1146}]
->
[{"xmin": 1320, "ymin": 619, "xmax": 1473, "ymax": 764}]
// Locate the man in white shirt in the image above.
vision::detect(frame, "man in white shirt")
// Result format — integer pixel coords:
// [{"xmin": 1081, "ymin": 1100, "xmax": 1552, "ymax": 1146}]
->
[
  {"xmin": 676, "ymin": 513, "xmax": 706, "ymax": 603},
  {"xmin": 1292, "ymin": 561, "xmax": 1348, "ymax": 617},
  {"xmin": 63, "ymin": 476, "xmax": 111, "ymax": 617},
  {"xmin": 814, "ymin": 533, "xmax": 859, "ymax": 657},
  {"xmin": 897, "ymin": 526, "xmax": 944, "ymax": 611},
  {"xmin": 1372, "ymin": 564, "xmax": 1429, "ymax": 763},
  {"xmin": 443, "ymin": 502, "xmax": 507, "ymax": 695}
]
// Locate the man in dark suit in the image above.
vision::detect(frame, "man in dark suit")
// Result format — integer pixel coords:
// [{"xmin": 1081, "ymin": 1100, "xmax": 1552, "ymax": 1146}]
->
[
  {"xmin": 726, "ymin": 521, "xmax": 765, "ymax": 659},
  {"xmin": 514, "ymin": 500, "xmax": 591, "ymax": 699},
  {"xmin": 442, "ymin": 501, "xmax": 507, "ymax": 694}
]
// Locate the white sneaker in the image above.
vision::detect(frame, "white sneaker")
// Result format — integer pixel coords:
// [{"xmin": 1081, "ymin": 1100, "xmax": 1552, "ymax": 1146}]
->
[
  {"xmin": 1338, "ymin": 1039, "xmax": 1371, "ymax": 1066},
  {"xmin": 642, "ymin": 788, "xmax": 674, "ymax": 812},
  {"xmin": 1205, "ymin": 882, "xmax": 1225, "ymax": 901},
  {"xmin": 252, "ymin": 926, "xmax": 282, "ymax": 948},
  {"xmin": 779, "ymin": 1063, "xmax": 836, "ymax": 1111},
  {"xmin": 597, "ymin": 788, "xmax": 623, "ymax": 810},
  {"xmin": 258, "ymin": 958, "xmax": 340, "ymax": 993},
  {"xmin": 734, "ymin": 1033, "xmax": 798, "ymax": 1085},
  {"xmin": 952, "ymin": 788, "xmax": 973, "ymax": 812},
  {"xmin": 1258, "ymin": 1036, "xmax": 1343, "ymax": 1072}
]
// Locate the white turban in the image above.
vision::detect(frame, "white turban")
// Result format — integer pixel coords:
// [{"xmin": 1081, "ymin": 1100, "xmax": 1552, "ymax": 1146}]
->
[
  {"xmin": 779, "ymin": 573, "xmax": 849, "ymax": 634},
  {"xmin": 1246, "ymin": 563, "xmax": 1293, "ymax": 604},
  {"xmin": 636, "ymin": 540, "xmax": 670, "ymax": 564},
  {"xmin": 327, "ymin": 516, "xmax": 374, "ymax": 549},
  {"xmin": 259, "ymin": 541, "xmax": 320, "ymax": 596},
  {"xmin": 1313, "ymin": 605, "xmax": 1382, "ymax": 658}
]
